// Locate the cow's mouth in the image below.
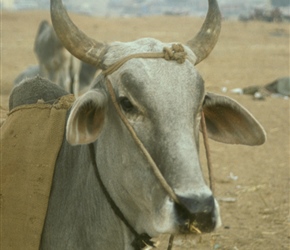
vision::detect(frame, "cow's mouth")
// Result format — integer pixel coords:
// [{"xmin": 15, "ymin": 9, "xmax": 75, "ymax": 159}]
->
[
  {"xmin": 178, "ymin": 218, "xmax": 216, "ymax": 235},
  {"xmin": 174, "ymin": 196, "xmax": 217, "ymax": 234}
]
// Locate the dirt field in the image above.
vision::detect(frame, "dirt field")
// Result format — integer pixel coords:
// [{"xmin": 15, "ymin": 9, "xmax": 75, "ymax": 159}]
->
[{"xmin": 1, "ymin": 10, "xmax": 289, "ymax": 250}]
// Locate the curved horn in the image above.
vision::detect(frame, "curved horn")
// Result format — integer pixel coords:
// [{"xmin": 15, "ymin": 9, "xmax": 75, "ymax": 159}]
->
[
  {"xmin": 187, "ymin": 0, "xmax": 222, "ymax": 65},
  {"xmin": 50, "ymin": 0, "xmax": 106, "ymax": 68}
]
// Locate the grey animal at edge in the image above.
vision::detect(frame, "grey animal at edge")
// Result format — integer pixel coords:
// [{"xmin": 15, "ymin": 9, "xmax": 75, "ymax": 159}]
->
[
  {"xmin": 34, "ymin": 20, "xmax": 81, "ymax": 95},
  {"xmin": 233, "ymin": 76, "xmax": 290, "ymax": 99},
  {"xmin": 265, "ymin": 76, "xmax": 290, "ymax": 96},
  {"xmin": 10, "ymin": 0, "xmax": 266, "ymax": 249}
]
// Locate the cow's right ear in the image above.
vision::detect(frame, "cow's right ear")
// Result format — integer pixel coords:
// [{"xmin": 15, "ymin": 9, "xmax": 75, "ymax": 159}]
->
[
  {"xmin": 66, "ymin": 90, "xmax": 107, "ymax": 145},
  {"xmin": 202, "ymin": 92, "xmax": 266, "ymax": 145}
]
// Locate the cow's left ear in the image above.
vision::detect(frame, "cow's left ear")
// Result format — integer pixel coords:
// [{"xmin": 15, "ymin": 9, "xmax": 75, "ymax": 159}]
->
[
  {"xmin": 202, "ymin": 92, "xmax": 266, "ymax": 145},
  {"xmin": 66, "ymin": 90, "xmax": 107, "ymax": 145}
]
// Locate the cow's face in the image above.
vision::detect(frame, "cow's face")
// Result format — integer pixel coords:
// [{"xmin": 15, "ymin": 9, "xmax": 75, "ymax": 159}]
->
[
  {"xmin": 51, "ymin": 0, "xmax": 266, "ymax": 239},
  {"xmin": 65, "ymin": 39, "xmax": 265, "ymax": 236}
]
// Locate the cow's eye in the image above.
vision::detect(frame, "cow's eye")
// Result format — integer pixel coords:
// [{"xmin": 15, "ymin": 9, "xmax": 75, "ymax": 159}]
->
[{"xmin": 119, "ymin": 97, "xmax": 134, "ymax": 112}]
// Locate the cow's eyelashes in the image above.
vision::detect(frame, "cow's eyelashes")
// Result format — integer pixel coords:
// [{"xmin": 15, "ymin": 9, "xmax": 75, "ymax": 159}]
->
[{"xmin": 119, "ymin": 97, "xmax": 135, "ymax": 113}]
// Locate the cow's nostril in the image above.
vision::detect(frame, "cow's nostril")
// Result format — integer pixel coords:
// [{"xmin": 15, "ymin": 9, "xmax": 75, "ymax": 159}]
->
[{"xmin": 174, "ymin": 195, "xmax": 216, "ymax": 233}]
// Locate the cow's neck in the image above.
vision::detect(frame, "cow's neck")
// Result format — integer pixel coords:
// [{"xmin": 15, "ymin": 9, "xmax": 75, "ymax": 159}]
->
[
  {"xmin": 41, "ymin": 140, "xmax": 134, "ymax": 249},
  {"xmin": 89, "ymin": 143, "xmax": 155, "ymax": 250}
]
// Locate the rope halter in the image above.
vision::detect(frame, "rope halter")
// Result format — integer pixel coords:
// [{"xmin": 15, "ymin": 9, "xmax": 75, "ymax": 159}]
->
[{"xmin": 103, "ymin": 44, "xmax": 189, "ymax": 205}]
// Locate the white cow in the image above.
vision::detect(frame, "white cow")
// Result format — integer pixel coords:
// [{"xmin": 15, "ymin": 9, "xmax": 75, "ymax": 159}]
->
[{"xmin": 9, "ymin": 0, "xmax": 267, "ymax": 249}]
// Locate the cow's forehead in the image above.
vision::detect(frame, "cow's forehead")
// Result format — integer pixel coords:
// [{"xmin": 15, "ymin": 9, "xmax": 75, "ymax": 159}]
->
[
  {"xmin": 103, "ymin": 38, "xmax": 197, "ymax": 66},
  {"xmin": 108, "ymin": 57, "xmax": 204, "ymax": 120},
  {"xmin": 104, "ymin": 37, "xmax": 204, "ymax": 120}
]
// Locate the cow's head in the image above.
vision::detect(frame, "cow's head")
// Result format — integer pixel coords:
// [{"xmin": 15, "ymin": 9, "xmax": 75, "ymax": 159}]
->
[{"xmin": 51, "ymin": 0, "xmax": 266, "ymax": 238}]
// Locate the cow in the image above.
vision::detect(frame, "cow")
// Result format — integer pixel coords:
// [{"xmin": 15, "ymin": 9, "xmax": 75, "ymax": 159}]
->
[
  {"xmin": 9, "ymin": 0, "xmax": 266, "ymax": 249},
  {"xmin": 13, "ymin": 21, "xmax": 95, "ymax": 90},
  {"xmin": 34, "ymin": 20, "xmax": 81, "ymax": 95}
]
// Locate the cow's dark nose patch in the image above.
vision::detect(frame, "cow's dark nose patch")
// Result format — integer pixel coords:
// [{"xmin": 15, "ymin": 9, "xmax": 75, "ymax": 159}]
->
[{"xmin": 174, "ymin": 195, "xmax": 216, "ymax": 233}]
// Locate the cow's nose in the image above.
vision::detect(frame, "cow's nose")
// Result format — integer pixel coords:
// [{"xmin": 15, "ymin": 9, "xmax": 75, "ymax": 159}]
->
[{"xmin": 174, "ymin": 195, "xmax": 217, "ymax": 233}]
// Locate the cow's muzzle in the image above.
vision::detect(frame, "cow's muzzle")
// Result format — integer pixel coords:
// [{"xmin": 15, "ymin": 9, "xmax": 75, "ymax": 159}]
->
[{"xmin": 174, "ymin": 195, "xmax": 217, "ymax": 234}]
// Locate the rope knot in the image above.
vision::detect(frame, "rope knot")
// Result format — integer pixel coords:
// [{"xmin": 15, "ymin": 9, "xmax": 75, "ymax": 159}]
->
[{"xmin": 163, "ymin": 44, "xmax": 187, "ymax": 64}]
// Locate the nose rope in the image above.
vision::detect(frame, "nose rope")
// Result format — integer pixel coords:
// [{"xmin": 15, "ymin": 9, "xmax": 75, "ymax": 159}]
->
[
  {"xmin": 105, "ymin": 78, "xmax": 180, "ymax": 204},
  {"xmin": 103, "ymin": 44, "xmax": 189, "ymax": 205},
  {"xmin": 102, "ymin": 44, "xmax": 214, "ymax": 250}
]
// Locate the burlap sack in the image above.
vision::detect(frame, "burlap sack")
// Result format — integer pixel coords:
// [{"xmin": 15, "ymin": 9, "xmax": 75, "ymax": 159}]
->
[{"xmin": 1, "ymin": 94, "xmax": 75, "ymax": 250}]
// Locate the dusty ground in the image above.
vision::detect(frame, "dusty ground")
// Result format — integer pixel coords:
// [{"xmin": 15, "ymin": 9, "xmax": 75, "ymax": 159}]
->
[{"xmin": 1, "ymin": 10, "xmax": 289, "ymax": 250}]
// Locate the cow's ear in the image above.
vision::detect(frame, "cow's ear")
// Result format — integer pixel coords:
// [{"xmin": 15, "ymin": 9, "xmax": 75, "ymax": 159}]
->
[
  {"xmin": 202, "ymin": 92, "xmax": 266, "ymax": 145},
  {"xmin": 66, "ymin": 90, "xmax": 107, "ymax": 145}
]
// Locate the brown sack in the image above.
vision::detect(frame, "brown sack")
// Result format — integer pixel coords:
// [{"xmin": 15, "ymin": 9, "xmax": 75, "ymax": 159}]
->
[{"xmin": 0, "ymin": 95, "xmax": 75, "ymax": 250}]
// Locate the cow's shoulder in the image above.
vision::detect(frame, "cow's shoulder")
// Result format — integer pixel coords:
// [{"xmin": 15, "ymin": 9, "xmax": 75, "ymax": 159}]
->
[{"xmin": 9, "ymin": 76, "xmax": 69, "ymax": 110}]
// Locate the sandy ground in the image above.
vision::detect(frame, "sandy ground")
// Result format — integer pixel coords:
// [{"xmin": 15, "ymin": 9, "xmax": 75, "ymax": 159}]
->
[{"xmin": 1, "ymin": 10, "xmax": 289, "ymax": 250}]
